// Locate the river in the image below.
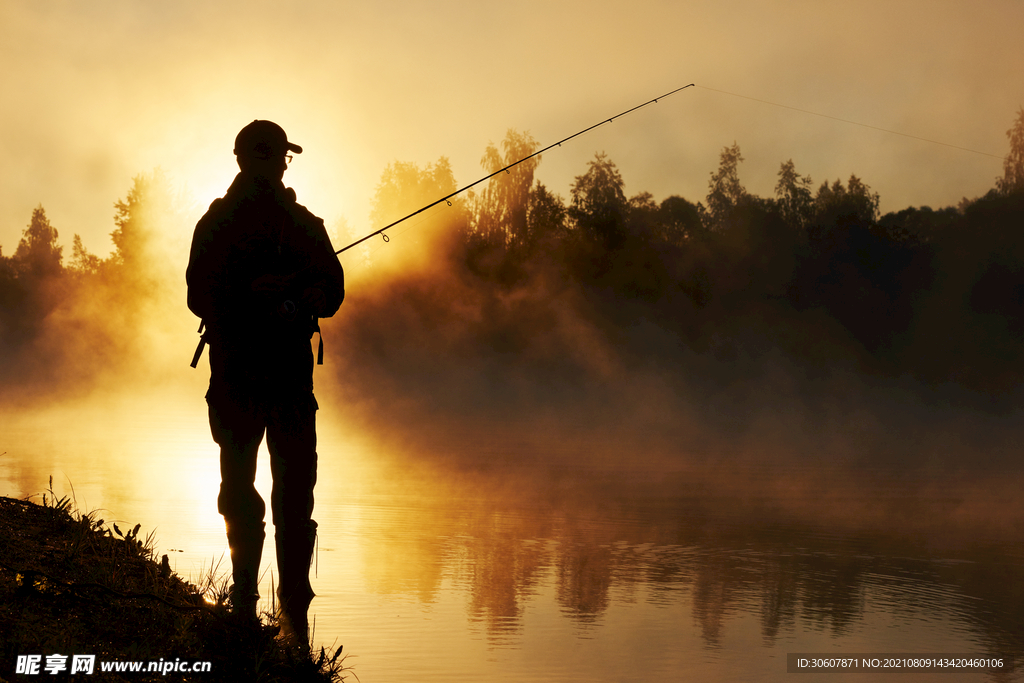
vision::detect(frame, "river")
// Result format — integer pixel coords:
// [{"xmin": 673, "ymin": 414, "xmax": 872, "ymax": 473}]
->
[{"xmin": 2, "ymin": 384, "xmax": 1023, "ymax": 682}]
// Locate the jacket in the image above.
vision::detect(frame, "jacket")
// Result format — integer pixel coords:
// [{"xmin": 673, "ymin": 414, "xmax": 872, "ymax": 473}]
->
[{"xmin": 186, "ymin": 173, "xmax": 345, "ymax": 358}]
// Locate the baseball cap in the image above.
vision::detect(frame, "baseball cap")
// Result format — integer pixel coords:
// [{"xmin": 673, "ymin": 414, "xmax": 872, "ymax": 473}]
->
[{"xmin": 233, "ymin": 120, "xmax": 303, "ymax": 158}]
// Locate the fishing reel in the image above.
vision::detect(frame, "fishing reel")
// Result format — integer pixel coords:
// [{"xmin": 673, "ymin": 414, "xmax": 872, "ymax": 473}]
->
[{"xmin": 277, "ymin": 299, "xmax": 298, "ymax": 321}]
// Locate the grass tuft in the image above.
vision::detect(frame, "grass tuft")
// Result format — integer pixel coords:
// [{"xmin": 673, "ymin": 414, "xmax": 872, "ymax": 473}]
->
[{"xmin": 0, "ymin": 480, "xmax": 355, "ymax": 682}]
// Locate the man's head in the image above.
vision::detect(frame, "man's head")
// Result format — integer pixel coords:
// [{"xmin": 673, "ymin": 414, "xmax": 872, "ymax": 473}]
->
[{"xmin": 234, "ymin": 120, "xmax": 302, "ymax": 180}]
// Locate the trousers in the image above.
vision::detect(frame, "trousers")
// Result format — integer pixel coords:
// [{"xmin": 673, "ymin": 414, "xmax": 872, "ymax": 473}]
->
[{"xmin": 206, "ymin": 338, "xmax": 319, "ymax": 536}]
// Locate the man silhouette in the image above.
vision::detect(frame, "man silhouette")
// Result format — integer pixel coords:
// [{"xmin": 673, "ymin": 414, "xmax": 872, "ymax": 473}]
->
[{"xmin": 186, "ymin": 120, "xmax": 344, "ymax": 644}]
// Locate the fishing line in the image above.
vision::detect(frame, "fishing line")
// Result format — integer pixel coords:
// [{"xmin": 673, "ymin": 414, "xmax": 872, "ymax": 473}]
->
[
  {"xmin": 336, "ymin": 84, "xmax": 696, "ymax": 255},
  {"xmin": 695, "ymin": 85, "xmax": 1008, "ymax": 161}
]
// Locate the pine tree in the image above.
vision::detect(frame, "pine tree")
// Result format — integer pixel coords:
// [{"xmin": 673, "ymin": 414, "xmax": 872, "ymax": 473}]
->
[{"xmin": 14, "ymin": 205, "xmax": 63, "ymax": 279}]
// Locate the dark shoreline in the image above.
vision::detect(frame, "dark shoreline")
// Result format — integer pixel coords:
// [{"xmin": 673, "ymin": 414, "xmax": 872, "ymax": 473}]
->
[{"xmin": 0, "ymin": 493, "xmax": 348, "ymax": 682}]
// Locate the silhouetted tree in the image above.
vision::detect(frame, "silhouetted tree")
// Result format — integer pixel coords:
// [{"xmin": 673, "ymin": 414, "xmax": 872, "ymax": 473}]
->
[
  {"xmin": 568, "ymin": 152, "xmax": 627, "ymax": 247},
  {"xmin": 106, "ymin": 169, "xmax": 184, "ymax": 300},
  {"xmin": 787, "ymin": 174, "xmax": 923, "ymax": 354},
  {"xmin": 370, "ymin": 158, "xmax": 458, "ymax": 229},
  {"xmin": 657, "ymin": 195, "xmax": 704, "ymax": 245},
  {"xmin": 0, "ymin": 206, "xmax": 66, "ymax": 346},
  {"xmin": 877, "ymin": 205, "xmax": 958, "ymax": 244},
  {"xmin": 14, "ymin": 206, "xmax": 63, "ymax": 280},
  {"xmin": 369, "ymin": 157, "xmax": 468, "ymax": 261},
  {"xmin": 811, "ymin": 176, "xmax": 879, "ymax": 227},
  {"xmin": 702, "ymin": 143, "xmax": 748, "ymax": 232},
  {"xmin": 628, "ymin": 192, "xmax": 657, "ymax": 213},
  {"xmin": 526, "ymin": 182, "xmax": 567, "ymax": 242},
  {"xmin": 625, "ymin": 191, "xmax": 659, "ymax": 243},
  {"xmin": 0, "ymin": 246, "xmax": 20, "ymax": 341},
  {"xmin": 472, "ymin": 129, "xmax": 540, "ymax": 251},
  {"xmin": 111, "ymin": 170, "xmax": 172, "ymax": 268},
  {"xmin": 774, "ymin": 159, "xmax": 814, "ymax": 230},
  {"xmin": 68, "ymin": 234, "xmax": 103, "ymax": 276},
  {"xmin": 806, "ymin": 175, "xmax": 880, "ymax": 252},
  {"xmin": 996, "ymin": 107, "xmax": 1024, "ymax": 195}
]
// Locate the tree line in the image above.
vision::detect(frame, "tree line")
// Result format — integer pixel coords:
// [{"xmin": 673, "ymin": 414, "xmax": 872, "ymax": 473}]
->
[
  {"xmin": 354, "ymin": 107, "xmax": 1024, "ymax": 405},
  {"xmin": 0, "ymin": 170, "xmax": 184, "ymax": 389},
  {"xmin": 2, "ymin": 109, "xmax": 1023, "ymax": 403}
]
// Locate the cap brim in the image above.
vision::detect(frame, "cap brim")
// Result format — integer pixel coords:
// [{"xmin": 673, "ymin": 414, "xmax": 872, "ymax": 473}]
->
[{"xmin": 287, "ymin": 142, "xmax": 303, "ymax": 154}]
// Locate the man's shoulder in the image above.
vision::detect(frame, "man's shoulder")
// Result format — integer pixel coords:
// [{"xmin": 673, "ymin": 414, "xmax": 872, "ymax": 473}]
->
[
  {"xmin": 204, "ymin": 196, "xmax": 227, "ymax": 215},
  {"xmin": 287, "ymin": 195, "xmax": 325, "ymax": 227},
  {"xmin": 286, "ymin": 197, "xmax": 332, "ymax": 246},
  {"xmin": 196, "ymin": 196, "xmax": 233, "ymax": 227},
  {"xmin": 195, "ymin": 187, "xmax": 266, "ymax": 234}
]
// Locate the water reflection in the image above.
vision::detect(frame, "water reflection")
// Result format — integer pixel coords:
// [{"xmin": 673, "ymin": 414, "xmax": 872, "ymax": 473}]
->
[
  {"xmin": 3, "ymin": 396, "xmax": 1024, "ymax": 681},
  {"xmin": 337, "ymin": 474, "xmax": 1024, "ymax": 667}
]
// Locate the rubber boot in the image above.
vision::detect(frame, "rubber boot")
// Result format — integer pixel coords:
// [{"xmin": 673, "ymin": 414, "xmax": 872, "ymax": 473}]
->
[
  {"xmin": 225, "ymin": 520, "xmax": 266, "ymax": 624},
  {"xmin": 275, "ymin": 520, "xmax": 317, "ymax": 649}
]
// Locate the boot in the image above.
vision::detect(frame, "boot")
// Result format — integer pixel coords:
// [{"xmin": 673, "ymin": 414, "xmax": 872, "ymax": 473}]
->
[
  {"xmin": 225, "ymin": 520, "xmax": 266, "ymax": 623},
  {"xmin": 275, "ymin": 519, "xmax": 317, "ymax": 648}
]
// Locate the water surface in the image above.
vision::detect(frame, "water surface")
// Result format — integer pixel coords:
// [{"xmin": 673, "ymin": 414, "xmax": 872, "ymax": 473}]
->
[{"xmin": 3, "ymin": 390, "xmax": 1022, "ymax": 682}]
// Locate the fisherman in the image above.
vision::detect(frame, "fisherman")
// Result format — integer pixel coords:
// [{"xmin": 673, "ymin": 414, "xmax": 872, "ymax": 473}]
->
[{"xmin": 186, "ymin": 120, "xmax": 345, "ymax": 645}]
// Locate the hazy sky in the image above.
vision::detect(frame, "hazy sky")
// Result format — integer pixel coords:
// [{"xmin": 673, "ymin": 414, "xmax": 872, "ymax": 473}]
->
[{"xmin": 2, "ymin": 0, "xmax": 1021, "ymax": 258}]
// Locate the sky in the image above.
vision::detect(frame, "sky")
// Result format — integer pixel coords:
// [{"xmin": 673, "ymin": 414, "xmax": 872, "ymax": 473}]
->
[{"xmin": 1, "ymin": 0, "xmax": 1022, "ymax": 259}]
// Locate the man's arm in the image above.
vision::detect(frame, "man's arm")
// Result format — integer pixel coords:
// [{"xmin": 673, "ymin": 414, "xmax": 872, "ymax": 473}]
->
[{"xmin": 292, "ymin": 204, "xmax": 345, "ymax": 318}]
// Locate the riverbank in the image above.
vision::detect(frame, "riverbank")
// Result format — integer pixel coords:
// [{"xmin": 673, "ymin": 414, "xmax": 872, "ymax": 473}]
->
[{"xmin": 0, "ymin": 489, "xmax": 349, "ymax": 682}]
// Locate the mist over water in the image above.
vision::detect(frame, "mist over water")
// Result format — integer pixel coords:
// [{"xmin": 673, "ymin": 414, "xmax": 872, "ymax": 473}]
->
[
  {"xmin": 3, "ymin": 137, "xmax": 1024, "ymax": 534},
  {"xmin": 320, "ymin": 180, "xmax": 1024, "ymax": 546}
]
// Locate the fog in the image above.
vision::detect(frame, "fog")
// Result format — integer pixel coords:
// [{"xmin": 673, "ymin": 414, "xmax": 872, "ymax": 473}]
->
[
  {"xmin": 3, "ymin": 109, "xmax": 1024, "ymax": 555},
  {"xmin": 320, "ymin": 174, "xmax": 1024, "ymax": 543}
]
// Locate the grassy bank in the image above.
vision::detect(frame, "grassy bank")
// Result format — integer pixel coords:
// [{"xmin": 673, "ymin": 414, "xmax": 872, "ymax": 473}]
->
[{"xmin": 0, "ymin": 483, "xmax": 350, "ymax": 682}]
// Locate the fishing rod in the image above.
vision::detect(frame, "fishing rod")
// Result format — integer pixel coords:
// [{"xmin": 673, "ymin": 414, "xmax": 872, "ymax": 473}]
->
[
  {"xmin": 336, "ymin": 83, "xmax": 695, "ymax": 255},
  {"xmin": 190, "ymin": 85, "xmax": 695, "ymax": 369}
]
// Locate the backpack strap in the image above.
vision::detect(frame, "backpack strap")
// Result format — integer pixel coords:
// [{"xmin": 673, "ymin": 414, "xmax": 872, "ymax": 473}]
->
[
  {"xmin": 314, "ymin": 318, "xmax": 324, "ymax": 365},
  {"xmin": 190, "ymin": 319, "xmax": 207, "ymax": 368}
]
